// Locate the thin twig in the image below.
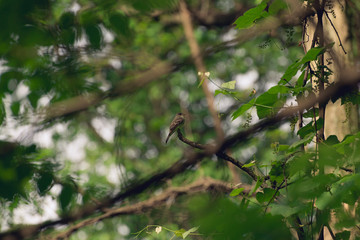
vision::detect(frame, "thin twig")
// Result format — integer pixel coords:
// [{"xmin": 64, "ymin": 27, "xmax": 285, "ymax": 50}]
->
[
  {"xmin": 264, "ymin": 180, "xmax": 285, "ymax": 212},
  {"xmin": 176, "ymin": 130, "xmax": 259, "ymax": 181},
  {"xmin": 324, "ymin": 10, "xmax": 347, "ymax": 54}
]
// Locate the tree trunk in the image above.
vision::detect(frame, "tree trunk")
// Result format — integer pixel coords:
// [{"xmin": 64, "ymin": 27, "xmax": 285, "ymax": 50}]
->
[
  {"xmin": 304, "ymin": 1, "xmax": 359, "ymax": 239},
  {"xmin": 304, "ymin": 0, "xmax": 358, "ymax": 142}
]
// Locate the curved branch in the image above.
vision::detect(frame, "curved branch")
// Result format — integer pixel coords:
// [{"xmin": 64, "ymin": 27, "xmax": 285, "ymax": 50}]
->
[
  {"xmin": 52, "ymin": 177, "xmax": 237, "ymax": 240},
  {"xmin": 177, "ymin": 130, "xmax": 258, "ymax": 181},
  {"xmin": 42, "ymin": 61, "xmax": 174, "ymax": 122}
]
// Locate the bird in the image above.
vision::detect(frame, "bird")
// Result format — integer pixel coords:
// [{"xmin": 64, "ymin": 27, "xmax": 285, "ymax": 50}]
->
[{"xmin": 165, "ymin": 113, "xmax": 185, "ymax": 143}]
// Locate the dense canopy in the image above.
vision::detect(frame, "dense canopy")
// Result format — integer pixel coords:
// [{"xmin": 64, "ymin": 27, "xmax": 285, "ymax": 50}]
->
[{"xmin": 0, "ymin": 0, "xmax": 360, "ymax": 239}]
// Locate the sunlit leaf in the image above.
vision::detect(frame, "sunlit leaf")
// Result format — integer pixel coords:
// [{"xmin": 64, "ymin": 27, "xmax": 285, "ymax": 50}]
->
[
  {"xmin": 232, "ymin": 98, "xmax": 255, "ymax": 120},
  {"xmin": 243, "ymin": 162, "xmax": 255, "ymax": 168},
  {"xmin": 234, "ymin": 1, "xmax": 268, "ymax": 29},
  {"xmin": 221, "ymin": 80, "xmax": 236, "ymax": 90},
  {"xmin": 182, "ymin": 226, "xmax": 199, "ymax": 239},
  {"xmin": 230, "ymin": 188, "xmax": 245, "ymax": 197}
]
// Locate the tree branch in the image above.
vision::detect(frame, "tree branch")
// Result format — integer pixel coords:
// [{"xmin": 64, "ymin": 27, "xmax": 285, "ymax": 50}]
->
[
  {"xmin": 176, "ymin": 130, "xmax": 258, "ymax": 181},
  {"xmin": 42, "ymin": 61, "xmax": 174, "ymax": 122},
  {"xmin": 52, "ymin": 177, "xmax": 237, "ymax": 240},
  {"xmin": 179, "ymin": 0, "xmax": 224, "ymax": 142}
]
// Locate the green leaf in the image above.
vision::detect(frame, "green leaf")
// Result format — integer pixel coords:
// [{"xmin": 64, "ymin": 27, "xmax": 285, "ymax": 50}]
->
[
  {"xmin": 10, "ymin": 101, "xmax": 20, "ymax": 116},
  {"xmin": 297, "ymin": 118, "xmax": 323, "ymax": 138},
  {"xmin": 221, "ymin": 80, "xmax": 236, "ymax": 90},
  {"xmin": 315, "ymin": 191, "xmax": 332, "ymax": 210},
  {"xmin": 256, "ymin": 188, "xmax": 277, "ymax": 204},
  {"xmin": 59, "ymin": 12, "xmax": 76, "ymax": 29},
  {"xmin": 255, "ymin": 92, "xmax": 285, "ymax": 119},
  {"xmin": 333, "ymin": 133, "xmax": 360, "ymax": 154},
  {"xmin": 279, "ymin": 59, "xmax": 301, "ymax": 85},
  {"xmin": 302, "ymin": 46, "xmax": 326, "ymax": 63},
  {"xmin": 249, "ymin": 176, "xmax": 263, "ymax": 196},
  {"xmin": 294, "ymin": 70, "xmax": 306, "ymax": 89},
  {"xmin": 215, "ymin": 89, "xmax": 229, "ymax": 97},
  {"xmin": 182, "ymin": 226, "xmax": 199, "ymax": 239},
  {"xmin": 335, "ymin": 231, "xmax": 350, "ymax": 240},
  {"xmin": 268, "ymin": 0, "xmax": 287, "ymax": 15},
  {"xmin": 278, "ymin": 144, "xmax": 289, "ymax": 151},
  {"xmin": 280, "ymin": 46, "xmax": 328, "ymax": 85},
  {"xmin": 269, "ymin": 161, "xmax": 284, "ymax": 183},
  {"xmin": 197, "ymin": 77, "xmax": 205, "ymax": 88},
  {"xmin": 109, "ymin": 12, "xmax": 131, "ymax": 36},
  {"xmin": 36, "ymin": 172, "xmax": 53, "ymax": 196},
  {"xmin": 232, "ymin": 98, "xmax": 255, "ymax": 120},
  {"xmin": 267, "ymin": 85, "xmax": 291, "ymax": 94},
  {"xmin": 270, "ymin": 204, "xmax": 300, "ymax": 217},
  {"xmin": 230, "ymin": 188, "xmax": 245, "ymax": 197},
  {"xmin": 324, "ymin": 135, "xmax": 339, "ymax": 145},
  {"xmin": 174, "ymin": 229, "xmax": 186, "ymax": 237},
  {"xmin": 59, "ymin": 183, "xmax": 74, "ymax": 212},
  {"xmin": 243, "ymin": 162, "xmax": 256, "ymax": 168},
  {"xmin": 234, "ymin": 1, "xmax": 268, "ymax": 29},
  {"xmin": 0, "ymin": 102, "xmax": 6, "ymax": 125},
  {"xmin": 303, "ymin": 108, "xmax": 318, "ymax": 118},
  {"xmin": 27, "ymin": 92, "xmax": 40, "ymax": 108},
  {"xmin": 319, "ymin": 144, "xmax": 341, "ymax": 168},
  {"xmin": 85, "ymin": 25, "xmax": 102, "ymax": 49},
  {"xmin": 288, "ymin": 152, "xmax": 314, "ymax": 177},
  {"xmin": 297, "ymin": 121, "xmax": 314, "ymax": 138},
  {"xmin": 60, "ymin": 29, "xmax": 76, "ymax": 45},
  {"xmin": 80, "ymin": 10, "xmax": 98, "ymax": 26},
  {"xmin": 19, "ymin": 25, "xmax": 52, "ymax": 46},
  {"xmin": 131, "ymin": 0, "xmax": 178, "ymax": 12},
  {"xmin": 9, "ymin": 195, "xmax": 21, "ymax": 211},
  {"xmin": 290, "ymin": 132, "xmax": 315, "ymax": 150}
]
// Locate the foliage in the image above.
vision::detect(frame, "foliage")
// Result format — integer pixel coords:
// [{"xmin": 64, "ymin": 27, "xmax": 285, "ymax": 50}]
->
[{"xmin": 0, "ymin": 0, "xmax": 359, "ymax": 239}]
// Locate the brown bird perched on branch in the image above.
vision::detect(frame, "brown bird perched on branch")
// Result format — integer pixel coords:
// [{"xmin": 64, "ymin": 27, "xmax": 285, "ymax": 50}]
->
[{"xmin": 165, "ymin": 113, "xmax": 185, "ymax": 143}]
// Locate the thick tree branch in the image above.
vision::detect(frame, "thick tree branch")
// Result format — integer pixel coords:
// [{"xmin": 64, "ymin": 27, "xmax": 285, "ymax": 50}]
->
[{"xmin": 52, "ymin": 177, "xmax": 237, "ymax": 240}]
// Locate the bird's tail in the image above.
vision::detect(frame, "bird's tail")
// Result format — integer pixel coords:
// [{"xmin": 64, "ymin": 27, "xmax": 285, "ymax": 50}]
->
[{"xmin": 165, "ymin": 135, "xmax": 170, "ymax": 144}]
